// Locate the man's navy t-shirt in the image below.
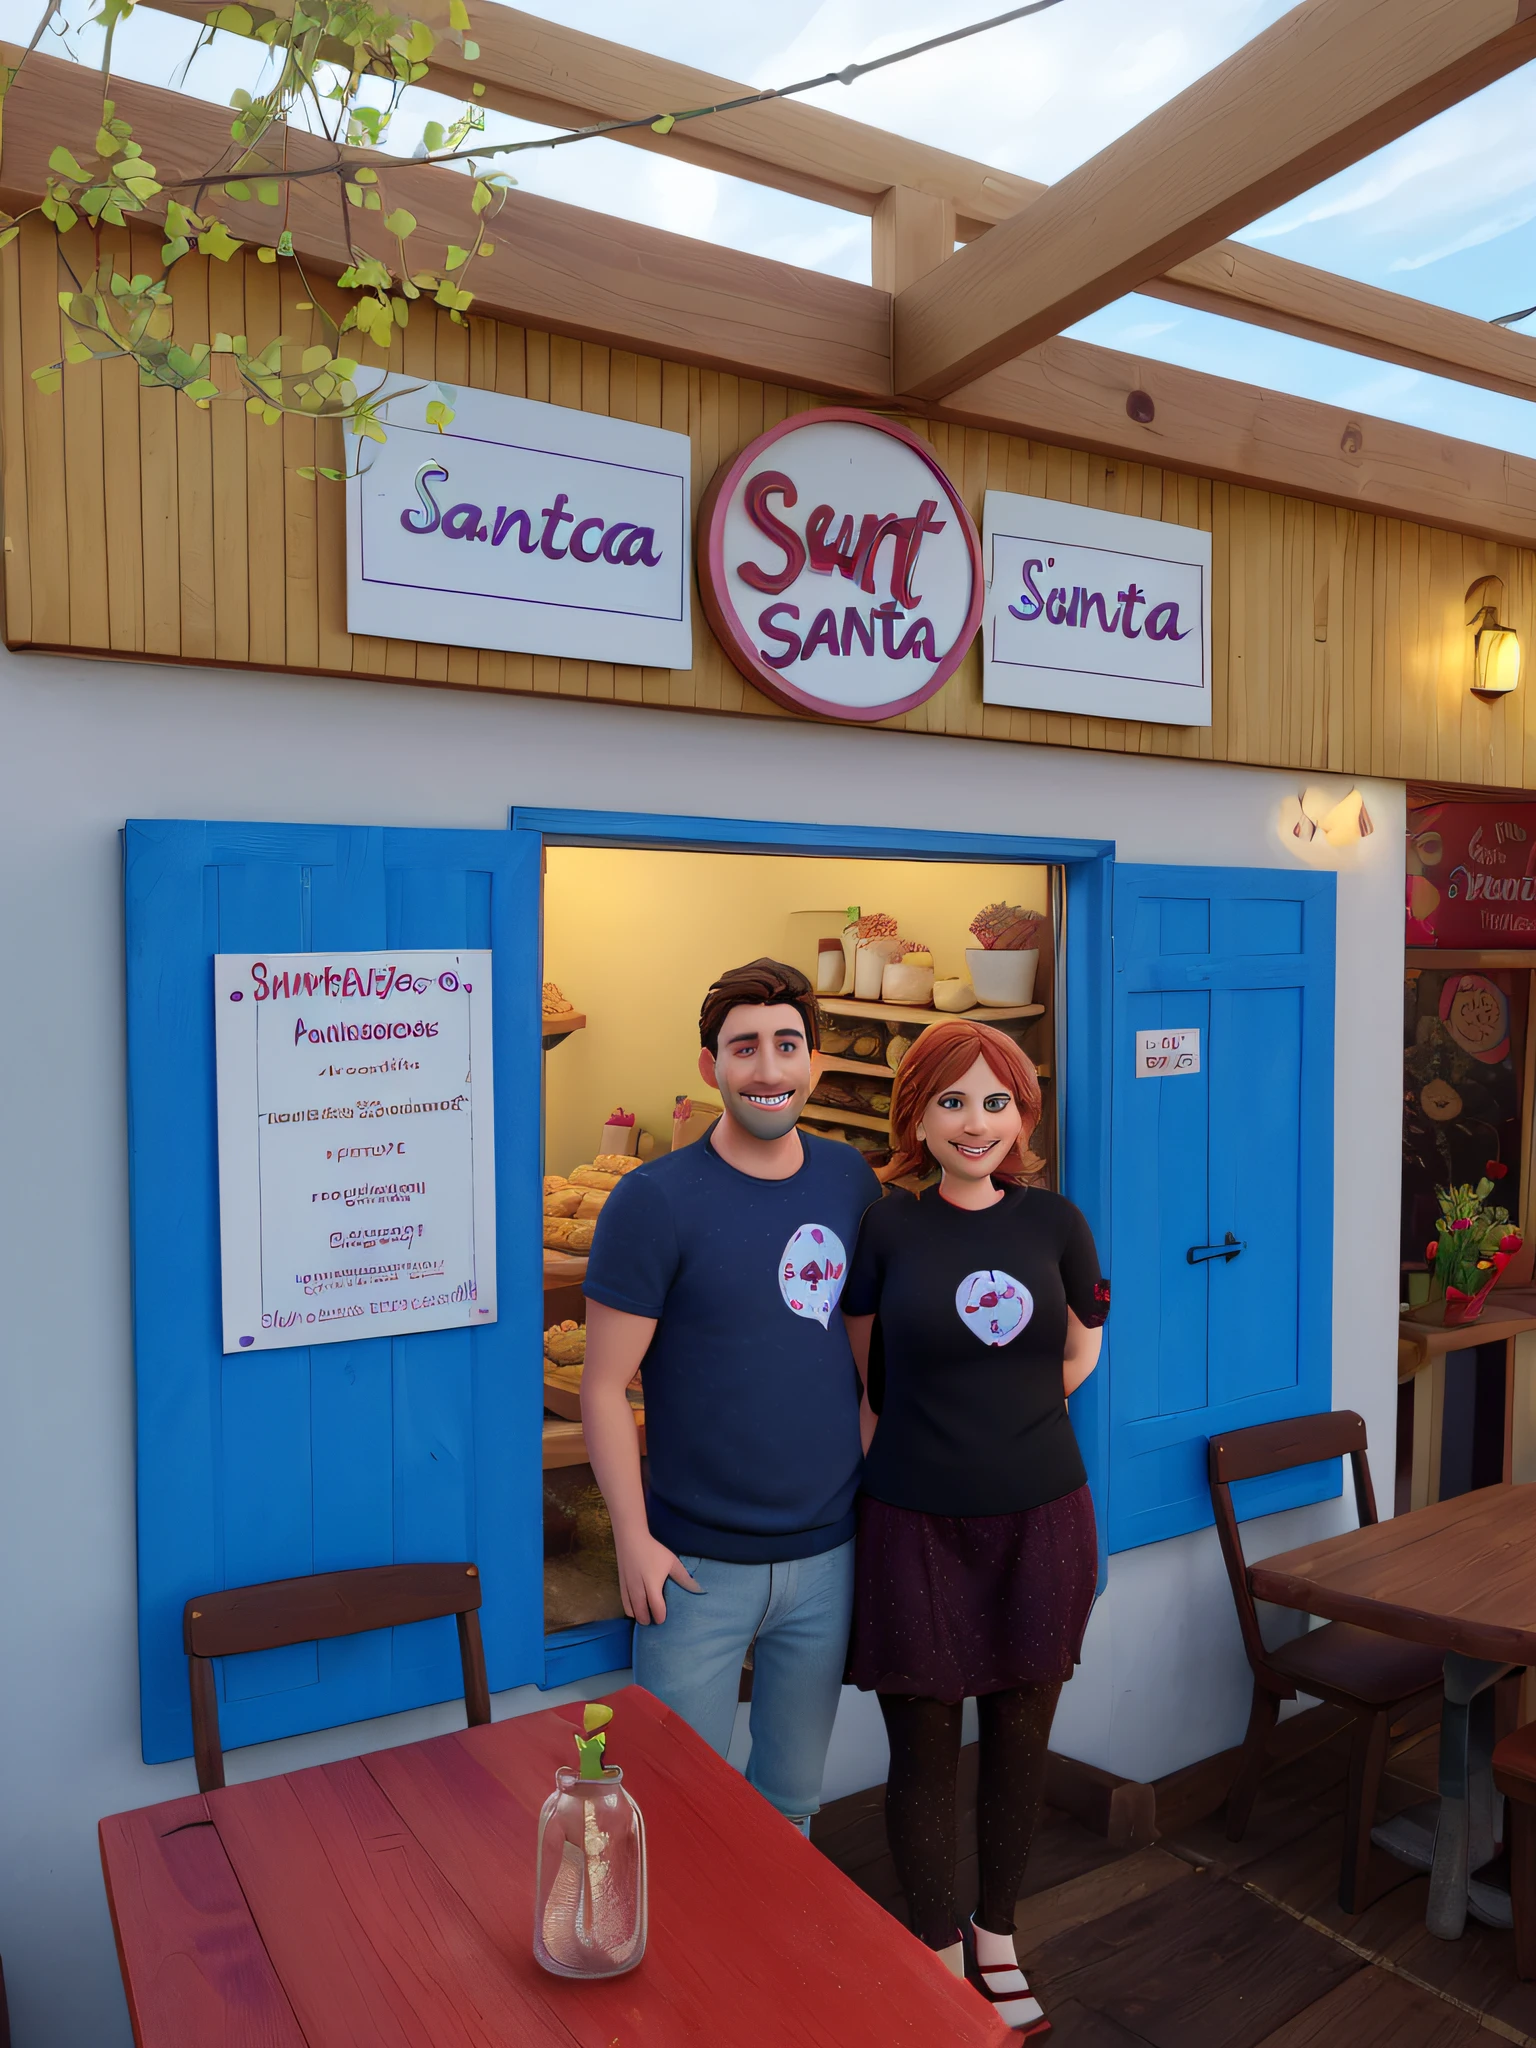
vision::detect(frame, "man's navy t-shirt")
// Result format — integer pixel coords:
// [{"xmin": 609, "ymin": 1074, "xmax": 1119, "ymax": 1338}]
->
[{"xmin": 583, "ymin": 1127, "xmax": 881, "ymax": 1563}]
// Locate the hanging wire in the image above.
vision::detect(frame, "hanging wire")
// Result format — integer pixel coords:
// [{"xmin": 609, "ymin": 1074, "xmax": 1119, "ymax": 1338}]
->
[{"xmin": 161, "ymin": 0, "xmax": 1070, "ymax": 187}]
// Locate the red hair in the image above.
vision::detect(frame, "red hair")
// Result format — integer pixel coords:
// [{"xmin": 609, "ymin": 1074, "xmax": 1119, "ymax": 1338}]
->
[{"xmin": 882, "ymin": 1018, "xmax": 1044, "ymax": 1184}]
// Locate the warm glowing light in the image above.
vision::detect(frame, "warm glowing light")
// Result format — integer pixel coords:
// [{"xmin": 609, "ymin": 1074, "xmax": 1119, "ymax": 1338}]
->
[{"xmin": 1475, "ymin": 622, "xmax": 1521, "ymax": 696}]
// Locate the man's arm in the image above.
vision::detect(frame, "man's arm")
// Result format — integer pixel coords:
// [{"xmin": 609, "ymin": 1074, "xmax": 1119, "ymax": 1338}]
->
[
  {"xmin": 843, "ymin": 1311, "xmax": 878, "ymax": 1454},
  {"xmin": 581, "ymin": 1299, "xmax": 701, "ymax": 1625}
]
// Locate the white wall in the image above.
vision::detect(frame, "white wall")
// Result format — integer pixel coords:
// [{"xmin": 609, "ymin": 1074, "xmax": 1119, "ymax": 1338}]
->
[{"xmin": 0, "ymin": 644, "xmax": 1405, "ymax": 2047}]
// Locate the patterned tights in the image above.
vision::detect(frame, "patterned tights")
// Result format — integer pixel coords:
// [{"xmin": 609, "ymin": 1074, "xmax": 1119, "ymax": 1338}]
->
[{"xmin": 877, "ymin": 1683, "xmax": 1062, "ymax": 1947}]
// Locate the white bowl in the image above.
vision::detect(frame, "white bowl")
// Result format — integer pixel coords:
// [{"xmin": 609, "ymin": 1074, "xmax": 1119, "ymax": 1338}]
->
[{"xmin": 965, "ymin": 947, "xmax": 1039, "ymax": 1007}]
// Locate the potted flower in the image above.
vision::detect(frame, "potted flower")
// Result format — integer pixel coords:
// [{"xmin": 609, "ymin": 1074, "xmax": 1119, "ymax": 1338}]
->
[
  {"xmin": 1414, "ymin": 1178, "xmax": 1523, "ymax": 1325},
  {"xmin": 966, "ymin": 902, "xmax": 1043, "ymax": 1007}
]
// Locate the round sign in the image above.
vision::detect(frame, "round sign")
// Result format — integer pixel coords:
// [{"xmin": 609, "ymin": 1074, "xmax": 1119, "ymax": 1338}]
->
[{"xmin": 697, "ymin": 408, "xmax": 983, "ymax": 722}]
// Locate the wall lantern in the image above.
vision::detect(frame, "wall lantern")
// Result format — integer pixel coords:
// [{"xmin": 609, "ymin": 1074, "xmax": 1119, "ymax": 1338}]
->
[
  {"xmin": 1468, "ymin": 575, "xmax": 1521, "ymax": 697},
  {"xmin": 1279, "ymin": 785, "xmax": 1373, "ymax": 847}
]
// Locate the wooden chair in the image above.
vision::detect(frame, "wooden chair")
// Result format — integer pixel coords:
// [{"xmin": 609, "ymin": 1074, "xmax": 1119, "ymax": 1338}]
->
[
  {"xmin": 1493, "ymin": 1721, "xmax": 1536, "ymax": 1976},
  {"xmin": 184, "ymin": 1562, "xmax": 491, "ymax": 1792},
  {"xmin": 1209, "ymin": 1412, "xmax": 1444, "ymax": 1912}
]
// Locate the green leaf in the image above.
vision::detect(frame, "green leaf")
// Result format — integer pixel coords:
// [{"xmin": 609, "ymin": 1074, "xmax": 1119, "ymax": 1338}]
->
[
  {"xmin": 444, "ymin": 244, "xmax": 469, "ymax": 270},
  {"xmin": 31, "ymin": 366, "xmax": 62, "ymax": 395},
  {"xmin": 461, "ymin": 39, "xmax": 477, "ymax": 59},
  {"xmin": 404, "ymin": 18, "xmax": 435, "ymax": 59},
  {"xmin": 96, "ymin": 126, "xmax": 121, "ymax": 157},
  {"xmin": 353, "ymin": 167, "xmax": 378, "ymax": 184},
  {"xmin": 345, "ymin": 183, "xmax": 363, "ymax": 206},
  {"xmin": 0, "ymin": 227, "xmax": 19, "ymax": 250},
  {"xmin": 64, "ymin": 341, "xmax": 94, "ymax": 364},
  {"xmin": 650, "ymin": 113, "xmax": 675, "ymax": 135},
  {"xmin": 471, "ymin": 180, "xmax": 493, "ymax": 214},
  {"xmin": 448, "ymin": 0, "xmax": 469, "ymax": 26},
  {"xmin": 198, "ymin": 221, "xmax": 242, "ymax": 260},
  {"xmin": 48, "ymin": 146, "xmax": 86, "ymax": 181},
  {"xmin": 300, "ymin": 343, "xmax": 331, "ymax": 371},
  {"xmin": 223, "ymin": 179, "xmax": 251, "ymax": 201},
  {"xmin": 277, "ymin": 229, "xmax": 294, "ymax": 257},
  {"xmin": 425, "ymin": 397, "xmax": 455, "ymax": 432},
  {"xmin": 423, "ymin": 120, "xmax": 445, "ymax": 151},
  {"xmin": 211, "ymin": 4, "xmax": 254, "ymax": 31},
  {"xmin": 471, "ymin": 81, "xmax": 484, "ymax": 96},
  {"xmin": 297, "ymin": 465, "xmax": 317, "ymax": 480},
  {"xmin": 184, "ymin": 377, "xmax": 219, "ymax": 400},
  {"xmin": 256, "ymin": 245, "xmax": 277, "ymax": 263},
  {"xmin": 383, "ymin": 208, "xmax": 416, "ymax": 239},
  {"xmin": 255, "ymin": 179, "xmax": 281, "ymax": 205}
]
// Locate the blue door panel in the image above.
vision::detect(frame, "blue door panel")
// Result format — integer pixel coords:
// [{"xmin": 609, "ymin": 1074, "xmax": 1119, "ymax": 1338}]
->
[
  {"xmin": 126, "ymin": 820, "xmax": 544, "ymax": 1765},
  {"xmin": 1109, "ymin": 865, "xmax": 1336, "ymax": 1553}
]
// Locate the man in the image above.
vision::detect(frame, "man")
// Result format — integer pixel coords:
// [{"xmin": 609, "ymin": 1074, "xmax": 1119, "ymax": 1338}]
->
[{"xmin": 581, "ymin": 957, "xmax": 880, "ymax": 1827}]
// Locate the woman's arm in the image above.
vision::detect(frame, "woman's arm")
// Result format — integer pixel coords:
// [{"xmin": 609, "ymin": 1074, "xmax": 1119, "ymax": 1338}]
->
[
  {"xmin": 1063, "ymin": 1307, "xmax": 1102, "ymax": 1398},
  {"xmin": 843, "ymin": 1311, "xmax": 879, "ymax": 1453},
  {"xmin": 581, "ymin": 1300, "xmax": 700, "ymax": 1624}
]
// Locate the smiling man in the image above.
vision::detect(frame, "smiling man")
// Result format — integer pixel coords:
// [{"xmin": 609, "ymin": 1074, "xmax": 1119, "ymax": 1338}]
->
[{"xmin": 581, "ymin": 957, "xmax": 880, "ymax": 1829}]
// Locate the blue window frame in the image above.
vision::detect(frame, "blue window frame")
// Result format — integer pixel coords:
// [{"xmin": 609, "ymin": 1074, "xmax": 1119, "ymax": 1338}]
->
[{"xmin": 515, "ymin": 807, "xmax": 1117, "ymax": 1680}]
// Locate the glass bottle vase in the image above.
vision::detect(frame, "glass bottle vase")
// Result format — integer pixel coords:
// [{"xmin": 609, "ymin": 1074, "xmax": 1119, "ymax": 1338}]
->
[{"xmin": 533, "ymin": 1763, "xmax": 647, "ymax": 1978}]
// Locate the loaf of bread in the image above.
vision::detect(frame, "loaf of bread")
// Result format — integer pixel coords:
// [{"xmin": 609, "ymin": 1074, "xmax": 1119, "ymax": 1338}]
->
[
  {"xmin": 575, "ymin": 1190, "xmax": 608, "ymax": 1221},
  {"xmin": 545, "ymin": 1326, "xmax": 586, "ymax": 1367},
  {"xmin": 569, "ymin": 1165, "xmax": 620, "ymax": 1191},
  {"xmin": 544, "ymin": 1173, "xmax": 570, "ymax": 1193},
  {"xmin": 543, "ymin": 1187, "xmax": 583, "ymax": 1218},
  {"xmin": 543, "ymin": 1217, "xmax": 596, "ymax": 1253},
  {"xmin": 592, "ymin": 1154, "xmax": 643, "ymax": 1176}
]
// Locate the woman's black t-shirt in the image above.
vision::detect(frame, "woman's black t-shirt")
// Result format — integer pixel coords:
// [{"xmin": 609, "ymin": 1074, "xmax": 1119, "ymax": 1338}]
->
[{"xmin": 842, "ymin": 1183, "xmax": 1109, "ymax": 1516}]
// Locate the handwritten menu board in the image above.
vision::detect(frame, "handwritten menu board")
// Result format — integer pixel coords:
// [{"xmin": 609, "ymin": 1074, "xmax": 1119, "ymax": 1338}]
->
[{"xmin": 215, "ymin": 951, "xmax": 496, "ymax": 1353}]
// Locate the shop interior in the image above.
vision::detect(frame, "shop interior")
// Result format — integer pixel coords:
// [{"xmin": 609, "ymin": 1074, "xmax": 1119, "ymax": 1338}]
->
[{"xmin": 537, "ymin": 848, "xmax": 1060, "ymax": 1636}]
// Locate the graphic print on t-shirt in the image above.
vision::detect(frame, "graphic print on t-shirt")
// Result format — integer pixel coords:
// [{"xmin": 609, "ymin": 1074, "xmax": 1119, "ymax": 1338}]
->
[
  {"xmin": 955, "ymin": 1268, "xmax": 1033, "ymax": 1347},
  {"xmin": 779, "ymin": 1223, "xmax": 849, "ymax": 1329}
]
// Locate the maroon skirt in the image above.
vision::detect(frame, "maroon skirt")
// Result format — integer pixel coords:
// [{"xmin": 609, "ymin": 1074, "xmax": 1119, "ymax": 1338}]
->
[{"xmin": 847, "ymin": 1484, "xmax": 1098, "ymax": 1702}]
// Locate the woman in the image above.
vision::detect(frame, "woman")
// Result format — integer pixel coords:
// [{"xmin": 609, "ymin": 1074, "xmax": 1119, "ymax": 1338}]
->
[{"xmin": 841, "ymin": 1018, "xmax": 1107, "ymax": 2039}]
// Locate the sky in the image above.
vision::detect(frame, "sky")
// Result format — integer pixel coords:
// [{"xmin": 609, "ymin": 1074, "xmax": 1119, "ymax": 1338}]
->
[{"xmin": 12, "ymin": 0, "xmax": 1536, "ymax": 454}]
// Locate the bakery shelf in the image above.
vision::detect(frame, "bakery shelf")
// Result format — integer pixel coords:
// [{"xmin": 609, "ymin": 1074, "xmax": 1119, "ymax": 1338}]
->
[
  {"xmin": 542, "ymin": 1411, "xmax": 645, "ymax": 1469},
  {"xmin": 818, "ymin": 1052, "xmax": 899, "ymax": 1076},
  {"xmin": 819, "ymin": 996, "xmax": 1044, "ymax": 1025},
  {"xmin": 543, "ymin": 1249, "xmax": 589, "ymax": 1288},
  {"xmin": 541, "ymin": 1011, "xmax": 587, "ymax": 1049},
  {"xmin": 802, "ymin": 1105, "xmax": 889, "ymax": 1133}
]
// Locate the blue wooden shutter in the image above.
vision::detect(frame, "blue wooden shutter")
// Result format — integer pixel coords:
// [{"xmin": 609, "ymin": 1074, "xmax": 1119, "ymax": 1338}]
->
[
  {"xmin": 126, "ymin": 821, "xmax": 543, "ymax": 1765},
  {"xmin": 1108, "ymin": 865, "xmax": 1336, "ymax": 1552}
]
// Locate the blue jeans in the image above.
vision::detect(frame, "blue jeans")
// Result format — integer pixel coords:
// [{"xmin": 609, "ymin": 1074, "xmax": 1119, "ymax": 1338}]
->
[{"xmin": 632, "ymin": 1539, "xmax": 854, "ymax": 1819}]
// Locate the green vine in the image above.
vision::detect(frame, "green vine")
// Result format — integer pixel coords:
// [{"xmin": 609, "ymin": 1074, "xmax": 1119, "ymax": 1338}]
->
[{"xmin": 1, "ymin": 0, "xmax": 515, "ymax": 474}]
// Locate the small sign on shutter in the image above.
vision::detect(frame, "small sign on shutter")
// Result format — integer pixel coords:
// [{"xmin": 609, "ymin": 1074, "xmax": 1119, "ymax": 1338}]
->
[{"xmin": 1135, "ymin": 1027, "xmax": 1200, "ymax": 1078}]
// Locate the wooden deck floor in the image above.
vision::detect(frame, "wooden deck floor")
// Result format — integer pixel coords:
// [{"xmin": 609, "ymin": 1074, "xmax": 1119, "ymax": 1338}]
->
[{"xmin": 810, "ymin": 1715, "xmax": 1536, "ymax": 2045}]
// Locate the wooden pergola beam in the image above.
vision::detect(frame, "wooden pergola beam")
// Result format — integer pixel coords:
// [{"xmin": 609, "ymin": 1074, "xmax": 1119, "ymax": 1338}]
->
[
  {"xmin": 139, "ymin": 0, "xmax": 1536, "ymax": 414},
  {"xmin": 1147, "ymin": 242, "xmax": 1536, "ymax": 403},
  {"xmin": 0, "ymin": 51, "xmax": 891, "ymax": 399},
  {"xmin": 938, "ymin": 337, "xmax": 1536, "ymax": 551},
  {"xmin": 894, "ymin": 0, "xmax": 1536, "ymax": 399},
  {"xmin": 139, "ymin": 0, "xmax": 1042, "ymax": 231},
  {"xmin": 7, "ymin": 51, "xmax": 1536, "ymax": 550}
]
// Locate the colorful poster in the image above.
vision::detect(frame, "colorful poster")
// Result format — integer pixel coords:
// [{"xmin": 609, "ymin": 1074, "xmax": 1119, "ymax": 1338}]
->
[
  {"xmin": 1408, "ymin": 801, "xmax": 1536, "ymax": 945},
  {"xmin": 214, "ymin": 950, "xmax": 495, "ymax": 1353}
]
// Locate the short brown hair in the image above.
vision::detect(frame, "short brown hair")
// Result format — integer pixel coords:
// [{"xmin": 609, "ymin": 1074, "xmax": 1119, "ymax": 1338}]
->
[
  {"xmin": 884, "ymin": 1017, "xmax": 1043, "ymax": 1184},
  {"xmin": 699, "ymin": 957, "xmax": 820, "ymax": 1056}
]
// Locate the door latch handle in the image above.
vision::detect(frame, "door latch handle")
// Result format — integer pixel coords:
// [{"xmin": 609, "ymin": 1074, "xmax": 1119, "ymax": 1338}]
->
[{"xmin": 1187, "ymin": 1232, "xmax": 1245, "ymax": 1266}]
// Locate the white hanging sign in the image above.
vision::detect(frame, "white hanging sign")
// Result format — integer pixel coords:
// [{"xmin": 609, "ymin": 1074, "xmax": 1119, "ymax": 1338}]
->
[
  {"xmin": 215, "ymin": 950, "xmax": 496, "ymax": 1352},
  {"xmin": 1135, "ymin": 1027, "xmax": 1201, "ymax": 1079},
  {"xmin": 348, "ymin": 377, "xmax": 692, "ymax": 668},
  {"xmin": 983, "ymin": 493, "xmax": 1211, "ymax": 726}
]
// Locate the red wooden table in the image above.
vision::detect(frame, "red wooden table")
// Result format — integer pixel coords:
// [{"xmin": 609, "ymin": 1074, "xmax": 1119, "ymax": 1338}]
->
[{"xmin": 100, "ymin": 1685, "xmax": 1010, "ymax": 2046}]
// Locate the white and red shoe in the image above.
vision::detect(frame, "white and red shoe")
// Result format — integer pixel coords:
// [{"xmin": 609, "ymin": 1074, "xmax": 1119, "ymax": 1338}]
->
[{"xmin": 970, "ymin": 1916, "xmax": 1051, "ymax": 2039}]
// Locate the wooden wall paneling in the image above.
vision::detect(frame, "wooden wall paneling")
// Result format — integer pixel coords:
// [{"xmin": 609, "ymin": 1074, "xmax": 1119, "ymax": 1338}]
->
[
  {"xmin": 18, "ymin": 221, "xmax": 71, "ymax": 647},
  {"xmin": 206, "ymin": 252, "xmax": 250, "ymax": 666},
  {"xmin": 100, "ymin": 351, "xmax": 146, "ymax": 653},
  {"xmin": 173, "ymin": 255, "xmax": 216, "ymax": 663},
  {"xmin": 278, "ymin": 263, "xmax": 319, "ymax": 673},
  {"xmin": 242, "ymin": 242, "xmax": 287, "ymax": 671},
  {"xmin": 0, "ymin": 237, "xmax": 33, "ymax": 648},
  {"xmin": 61, "ymin": 246, "xmax": 111, "ymax": 654}
]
